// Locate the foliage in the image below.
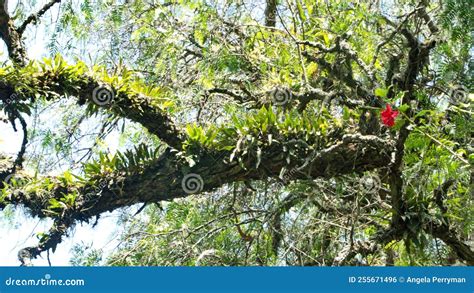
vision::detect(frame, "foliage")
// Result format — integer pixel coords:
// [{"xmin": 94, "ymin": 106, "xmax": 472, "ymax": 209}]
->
[{"xmin": 0, "ymin": 0, "xmax": 472, "ymax": 266}]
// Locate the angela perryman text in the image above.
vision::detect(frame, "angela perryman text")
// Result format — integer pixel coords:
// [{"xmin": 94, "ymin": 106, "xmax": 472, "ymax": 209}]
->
[
  {"xmin": 405, "ymin": 276, "xmax": 466, "ymax": 285},
  {"xmin": 348, "ymin": 276, "xmax": 467, "ymax": 284}
]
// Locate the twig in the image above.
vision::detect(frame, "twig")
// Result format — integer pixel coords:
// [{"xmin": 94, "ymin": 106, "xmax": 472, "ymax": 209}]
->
[{"xmin": 17, "ymin": 0, "xmax": 63, "ymax": 35}]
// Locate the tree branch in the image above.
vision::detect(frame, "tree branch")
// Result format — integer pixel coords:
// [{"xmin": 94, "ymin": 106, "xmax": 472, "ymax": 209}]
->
[
  {"xmin": 264, "ymin": 0, "xmax": 277, "ymax": 27},
  {"xmin": 0, "ymin": 64, "xmax": 185, "ymax": 150},
  {"xmin": 17, "ymin": 0, "xmax": 62, "ymax": 35},
  {"xmin": 0, "ymin": 0, "xmax": 28, "ymax": 64},
  {"xmin": 1, "ymin": 134, "xmax": 394, "ymax": 264}
]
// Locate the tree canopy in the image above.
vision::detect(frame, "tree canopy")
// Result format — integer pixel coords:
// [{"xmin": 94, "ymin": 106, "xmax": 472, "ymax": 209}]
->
[{"xmin": 0, "ymin": 0, "xmax": 472, "ymax": 266}]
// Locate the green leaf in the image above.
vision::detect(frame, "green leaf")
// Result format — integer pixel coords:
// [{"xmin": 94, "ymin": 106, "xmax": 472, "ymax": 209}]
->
[
  {"xmin": 398, "ymin": 104, "xmax": 410, "ymax": 113},
  {"xmin": 375, "ymin": 88, "xmax": 388, "ymax": 98}
]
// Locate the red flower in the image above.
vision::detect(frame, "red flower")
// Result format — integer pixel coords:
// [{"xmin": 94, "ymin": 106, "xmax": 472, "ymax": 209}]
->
[{"xmin": 380, "ymin": 104, "xmax": 399, "ymax": 127}]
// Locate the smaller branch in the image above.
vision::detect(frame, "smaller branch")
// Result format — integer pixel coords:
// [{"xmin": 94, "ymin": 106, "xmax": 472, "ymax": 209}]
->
[
  {"xmin": 0, "ymin": 2, "xmax": 27, "ymax": 64},
  {"xmin": 297, "ymin": 39, "xmax": 340, "ymax": 53},
  {"xmin": 418, "ymin": 4, "xmax": 439, "ymax": 35},
  {"xmin": 339, "ymin": 41, "xmax": 375, "ymax": 82},
  {"xmin": 433, "ymin": 179, "xmax": 455, "ymax": 215},
  {"xmin": 302, "ymin": 52, "xmax": 378, "ymax": 105},
  {"xmin": 264, "ymin": 0, "xmax": 277, "ymax": 27},
  {"xmin": 333, "ymin": 240, "xmax": 378, "ymax": 266},
  {"xmin": 17, "ymin": 0, "xmax": 62, "ymax": 35},
  {"xmin": 12, "ymin": 112, "xmax": 28, "ymax": 170},
  {"xmin": 426, "ymin": 222, "xmax": 474, "ymax": 265},
  {"xmin": 18, "ymin": 219, "xmax": 71, "ymax": 266},
  {"xmin": 295, "ymin": 87, "xmax": 342, "ymax": 111},
  {"xmin": 207, "ymin": 88, "xmax": 250, "ymax": 104},
  {"xmin": 371, "ymin": 12, "xmax": 415, "ymax": 67},
  {"xmin": 299, "ymin": 37, "xmax": 375, "ymax": 83}
]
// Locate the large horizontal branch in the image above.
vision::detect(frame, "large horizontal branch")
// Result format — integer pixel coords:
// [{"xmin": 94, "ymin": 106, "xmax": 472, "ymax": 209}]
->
[
  {"xmin": 2, "ymin": 134, "xmax": 394, "ymax": 215},
  {"xmin": 0, "ymin": 64, "xmax": 185, "ymax": 150},
  {"xmin": 1, "ymin": 134, "xmax": 394, "ymax": 262}
]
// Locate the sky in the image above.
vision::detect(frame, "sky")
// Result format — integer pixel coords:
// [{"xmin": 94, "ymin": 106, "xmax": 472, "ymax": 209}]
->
[
  {"xmin": 0, "ymin": 109, "xmax": 123, "ymax": 266},
  {"xmin": 0, "ymin": 0, "xmax": 126, "ymax": 266}
]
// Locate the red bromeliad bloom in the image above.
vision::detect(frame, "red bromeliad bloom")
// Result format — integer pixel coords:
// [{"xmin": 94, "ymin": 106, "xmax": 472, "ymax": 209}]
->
[{"xmin": 380, "ymin": 104, "xmax": 399, "ymax": 127}]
